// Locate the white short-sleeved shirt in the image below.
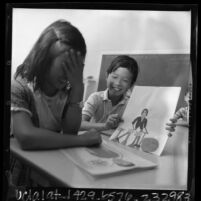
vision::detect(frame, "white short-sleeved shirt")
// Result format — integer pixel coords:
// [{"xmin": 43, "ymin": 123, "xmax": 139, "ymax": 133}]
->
[{"xmin": 82, "ymin": 89, "xmax": 130, "ymax": 123}]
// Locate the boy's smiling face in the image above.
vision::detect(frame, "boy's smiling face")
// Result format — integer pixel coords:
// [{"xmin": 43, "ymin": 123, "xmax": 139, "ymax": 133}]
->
[{"xmin": 107, "ymin": 67, "xmax": 133, "ymax": 98}]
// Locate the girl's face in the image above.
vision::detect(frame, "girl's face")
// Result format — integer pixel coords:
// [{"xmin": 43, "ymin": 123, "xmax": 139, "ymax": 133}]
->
[
  {"xmin": 107, "ymin": 67, "xmax": 133, "ymax": 97},
  {"xmin": 45, "ymin": 42, "xmax": 84, "ymax": 93},
  {"xmin": 47, "ymin": 53, "xmax": 69, "ymax": 91}
]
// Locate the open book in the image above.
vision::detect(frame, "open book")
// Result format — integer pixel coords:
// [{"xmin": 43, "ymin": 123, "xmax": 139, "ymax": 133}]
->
[
  {"xmin": 60, "ymin": 138, "xmax": 157, "ymax": 176},
  {"xmin": 108, "ymin": 86, "xmax": 181, "ymax": 156}
]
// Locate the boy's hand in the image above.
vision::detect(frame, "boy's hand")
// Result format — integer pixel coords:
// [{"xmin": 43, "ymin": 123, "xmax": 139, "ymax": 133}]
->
[{"xmin": 105, "ymin": 114, "xmax": 121, "ymax": 129}]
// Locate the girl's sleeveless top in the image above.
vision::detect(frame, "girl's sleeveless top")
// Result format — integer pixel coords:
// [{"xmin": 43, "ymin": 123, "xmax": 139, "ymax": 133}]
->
[{"xmin": 11, "ymin": 77, "xmax": 69, "ymax": 133}]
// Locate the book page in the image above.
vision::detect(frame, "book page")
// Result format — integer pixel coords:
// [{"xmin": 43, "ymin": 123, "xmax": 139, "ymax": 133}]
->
[
  {"xmin": 110, "ymin": 86, "xmax": 181, "ymax": 155},
  {"xmin": 60, "ymin": 139, "xmax": 157, "ymax": 176}
]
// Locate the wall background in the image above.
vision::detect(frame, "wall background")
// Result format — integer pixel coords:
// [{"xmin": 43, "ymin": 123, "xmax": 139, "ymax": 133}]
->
[{"xmin": 11, "ymin": 9, "xmax": 191, "ymax": 91}]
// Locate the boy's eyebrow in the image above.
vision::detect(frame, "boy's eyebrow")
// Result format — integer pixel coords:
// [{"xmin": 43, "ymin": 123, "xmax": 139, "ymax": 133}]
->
[
  {"xmin": 112, "ymin": 72, "xmax": 130, "ymax": 79},
  {"xmin": 110, "ymin": 72, "xmax": 117, "ymax": 75}
]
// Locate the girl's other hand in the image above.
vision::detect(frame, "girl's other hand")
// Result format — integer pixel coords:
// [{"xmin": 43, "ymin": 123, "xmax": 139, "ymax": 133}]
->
[
  {"xmin": 81, "ymin": 129, "xmax": 102, "ymax": 147},
  {"xmin": 105, "ymin": 114, "xmax": 121, "ymax": 129}
]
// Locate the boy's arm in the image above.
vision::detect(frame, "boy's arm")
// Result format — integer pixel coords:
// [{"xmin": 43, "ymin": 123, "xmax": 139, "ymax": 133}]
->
[
  {"xmin": 80, "ymin": 114, "xmax": 107, "ymax": 131},
  {"xmin": 80, "ymin": 93, "xmax": 105, "ymax": 131},
  {"xmin": 81, "ymin": 113, "xmax": 121, "ymax": 131}
]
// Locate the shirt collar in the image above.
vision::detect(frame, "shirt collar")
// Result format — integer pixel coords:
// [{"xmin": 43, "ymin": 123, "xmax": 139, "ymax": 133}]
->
[{"xmin": 103, "ymin": 89, "xmax": 110, "ymax": 101}]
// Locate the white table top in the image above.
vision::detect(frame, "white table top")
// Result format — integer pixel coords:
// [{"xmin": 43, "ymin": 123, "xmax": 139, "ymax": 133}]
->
[{"xmin": 10, "ymin": 126, "xmax": 189, "ymax": 190}]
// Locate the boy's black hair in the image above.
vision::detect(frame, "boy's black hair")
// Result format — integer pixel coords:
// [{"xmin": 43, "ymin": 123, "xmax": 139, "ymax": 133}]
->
[
  {"xmin": 106, "ymin": 55, "xmax": 139, "ymax": 86},
  {"xmin": 14, "ymin": 19, "xmax": 86, "ymax": 91}
]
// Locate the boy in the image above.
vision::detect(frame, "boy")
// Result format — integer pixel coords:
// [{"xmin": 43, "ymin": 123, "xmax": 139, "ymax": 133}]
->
[{"xmin": 80, "ymin": 55, "xmax": 139, "ymax": 132}]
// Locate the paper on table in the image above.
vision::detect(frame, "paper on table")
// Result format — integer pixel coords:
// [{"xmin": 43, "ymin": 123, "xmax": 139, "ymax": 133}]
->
[
  {"xmin": 60, "ymin": 139, "xmax": 157, "ymax": 176},
  {"xmin": 109, "ymin": 86, "xmax": 181, "ymax": 156}
]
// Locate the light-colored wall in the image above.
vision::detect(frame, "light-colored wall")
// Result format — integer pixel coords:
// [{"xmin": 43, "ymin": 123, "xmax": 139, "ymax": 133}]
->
[{"xmin": 11, "ymin": 9, "xmax": 191, "ymax": 91}]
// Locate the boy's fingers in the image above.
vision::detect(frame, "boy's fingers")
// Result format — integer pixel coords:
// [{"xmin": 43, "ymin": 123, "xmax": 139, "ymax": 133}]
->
[
  {"xmin": 109, "ymin": 119, "xmax": 117, "ymax": 125},
  {"xmin": 109, "ymin": 116, "xmax": 117, "ymax": 121},
  {"xmin": 111, "ymin": 114, "xmax": 121, "ymax": 121},
  {"xmin": 110, "ymin": 116, "xmax": 119, "ymax": 121}
]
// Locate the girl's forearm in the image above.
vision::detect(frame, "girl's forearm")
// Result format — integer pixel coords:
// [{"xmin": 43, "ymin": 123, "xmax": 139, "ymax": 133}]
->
[
  {"xmin": 69, "ymin": 85, "xmax": 84, "ymax": 103},
  {"xmin": 62, "ymin": 104, "xmax": 82, "ymax": 134},
  {"xmin": 61, "ymin": 86, "xmax": 84, "ymax": 133},
  {"xmin": 16, "ymin": 126, "xmax": 86, "ymax": 150}
]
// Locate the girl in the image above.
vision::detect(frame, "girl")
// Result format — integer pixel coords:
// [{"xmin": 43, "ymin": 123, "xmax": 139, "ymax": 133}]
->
[
  {"xmin": 81, "ymin": 55, "xmax": 139, "ymax": 132},
  {"xmin": 11, "ymin": 19, "xmax": 102, "ymax": 150},
  {"xmin": 10, "ymin": 19, "xmax": 102, "ymax": 187}
]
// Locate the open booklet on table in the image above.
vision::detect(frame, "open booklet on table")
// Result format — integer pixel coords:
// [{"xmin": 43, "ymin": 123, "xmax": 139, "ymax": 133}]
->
[{"xmin": 60, "ymin": 138, "xmax": 157, "ymax": 176}]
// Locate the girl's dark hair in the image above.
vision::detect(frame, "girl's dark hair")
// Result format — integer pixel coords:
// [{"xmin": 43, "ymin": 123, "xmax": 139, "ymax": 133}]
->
[
  {"xmin": 15, "ymin": 19, "xmax": 86, "ymax": 90},
  {"xmin": 106, "ymin": 55, "xmax": 139, "ymax": 86},
  {"xmin": 141, "ymin": 108, "xmax": 149, "ymax": 115}
]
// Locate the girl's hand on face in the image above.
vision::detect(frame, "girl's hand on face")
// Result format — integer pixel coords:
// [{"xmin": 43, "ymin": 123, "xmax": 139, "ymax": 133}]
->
[
  {"xmin": 105, "ymin": 114, "xmax": 121, "ymax": 129},
  {"xmin": 81, "ymin": 129, "xmax": 102, "ymax": 147},
  {"xmin": 62, "ymin": 49, "xmax": 84, "ymax": 90}
]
